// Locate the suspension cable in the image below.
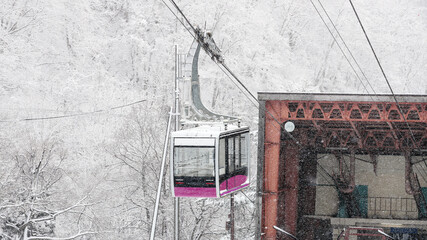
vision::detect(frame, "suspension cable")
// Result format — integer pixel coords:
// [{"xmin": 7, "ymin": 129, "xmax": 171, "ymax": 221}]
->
[
  {"xmin": 318, "ymin": 162, "xmax": 335, "ymax": 185},
  {"xmin": 347, "ymin": 0, "xmax": 418, "ymax": 146},
  {"xmin": 313, "ymin": 0, "xmax": 423, "ymax": 159},
  {"xmin": 315, "ymin": 0, "xmax": 377, "ymax": 96},
  {"xmin": 308, "ymin": 0, "xmax": 374, "ymax": 101}
]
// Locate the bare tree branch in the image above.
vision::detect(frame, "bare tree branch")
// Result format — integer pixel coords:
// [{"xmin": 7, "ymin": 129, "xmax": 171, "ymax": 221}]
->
[
  {"xmin": 1, "ymin": 232, "xmax": 13, "ymax": 240},
  {"xmin": 0, "ymin": 202, "xmax": 25, "ymax": 210},
  {"xmin": 27, "ymin": 231, "xmax": 97, "ymax": 240}
]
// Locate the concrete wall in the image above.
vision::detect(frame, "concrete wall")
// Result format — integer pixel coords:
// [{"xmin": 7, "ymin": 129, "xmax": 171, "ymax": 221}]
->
[
  {"xmin": 315, "ymin": 154, "xmax": 427, "ymax": 219},
  {"xmin": 315, "ymin": 154, "xmax": 339, "ymax": 216}
]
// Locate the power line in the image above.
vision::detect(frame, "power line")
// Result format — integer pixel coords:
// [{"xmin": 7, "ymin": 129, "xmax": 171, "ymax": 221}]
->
[
  {"xmin": 306, "ymin": 1, "xmax": 424, "ymax": 166},
  {"xmin": 217, "ymin": 60, "xmax": 301, "ymax": 144},
  {"xmin": 311, "ymin": 0, "xmax": 423, "ymax": 160},
  {"xmin": 221, "ymin": 63, "xmax": 259, "ymax": 105},
  {"xmin": 240, "ymin": 190, "xmax": 255, "ymax": 205},
  {"xmin": 214, "ymin": 61, "xmax": 259, "ymax": 108},
  {"xmin": 315, "ymin": 0, "xmax": 377, "ymax": 96},
  {"xmin": 0, "ymin": 99, "xmax": 147, "ymax": 123},
  {"xmin": 218, "ymin": 63, "xmax": 301, "ymax": 144},
  {"xmin": 347, "ymin": 0, "xmax": 418, "ymax": 146},
  {"xmin": 317, "ymin": 162, "xmax": 335, "ymax": 185},
  {"xmin": 308, "ymin": 0, "xmax": 375, "ymax": 101}
]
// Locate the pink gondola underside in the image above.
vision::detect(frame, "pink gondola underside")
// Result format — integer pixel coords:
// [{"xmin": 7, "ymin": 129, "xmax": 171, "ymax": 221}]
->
[
  {"xmin": 220, "ymin": 175, "xmax": 248, "ymax": 193},
  {"xmin": 174, "ymin": 175, "xmax": 248, "ymax": 198},
  {"xmin": 174, "ymin": 187, "xmax": 217, "ymax": 198}
]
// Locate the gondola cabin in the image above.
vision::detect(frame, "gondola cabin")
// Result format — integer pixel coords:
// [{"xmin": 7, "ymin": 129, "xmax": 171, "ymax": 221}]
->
[{"xmin": 171, "ymin": 124, "xmax": 250, "ymax": 198}]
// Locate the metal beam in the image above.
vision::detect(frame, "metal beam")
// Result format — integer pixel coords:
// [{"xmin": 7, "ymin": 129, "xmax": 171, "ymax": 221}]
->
[
  {"xmin": 258, "ymin": 92, "xmax": 427, "ymax": 103},
  {"xmin": 256, "ymin": 100, "xmax": 266, "ymax": 239},
  {"xmin": 262, "ymin": 102, "xmax": 281, "ymax": 239}
]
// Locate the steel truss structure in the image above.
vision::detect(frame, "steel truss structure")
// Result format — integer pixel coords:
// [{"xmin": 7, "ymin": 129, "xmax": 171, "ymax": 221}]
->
[{"xmin": 270, "ymin": 100, "xmax": 427, "ymax": 153}]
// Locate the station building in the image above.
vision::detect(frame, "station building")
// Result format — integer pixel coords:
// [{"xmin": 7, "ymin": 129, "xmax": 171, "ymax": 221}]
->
[{"xmin": 256, "ymin": 93, "xmax": 427, "ymax": 239}]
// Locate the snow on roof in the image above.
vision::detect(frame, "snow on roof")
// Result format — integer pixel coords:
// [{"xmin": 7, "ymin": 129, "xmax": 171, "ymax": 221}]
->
[
  {"xmin": 171, "ymin": 124, "xmax": 248, "ymax": 138},
  {"xmin": 258, "ymin": 92, "xmax": 427, "ymax": 102}
]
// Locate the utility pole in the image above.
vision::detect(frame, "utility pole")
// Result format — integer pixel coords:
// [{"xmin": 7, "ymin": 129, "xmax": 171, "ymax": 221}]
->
[
  {"xmin": 230, "ymin": 194, "xmax": 235, "ymax": 240},
  {"xmin": 149, "ymin": 107, "xmax": 173, "ymax": 240},
  {"xmin": 174, "ymin": 45, "xmax": 180, "ymax": 240},
  {"xmin": 149, "ymin": 45, "xmax": 181, "ymax": 240}
]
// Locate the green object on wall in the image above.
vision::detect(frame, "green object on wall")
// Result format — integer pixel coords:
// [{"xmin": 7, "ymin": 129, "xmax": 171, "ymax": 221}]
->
[
  {"xmin": 419, "ymin": 187, "xmax": 427, "ymax": 219},
  {"xmin": 337, "ymin": 185, "xmax": 368, "ymax": 218},
  {"xmin": 355, "ymin": 185, "xmax": 368, "ymax": 218}
]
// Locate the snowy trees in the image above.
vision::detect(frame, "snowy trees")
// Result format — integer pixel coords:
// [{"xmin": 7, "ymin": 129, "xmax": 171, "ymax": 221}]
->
[
  {"xmin": 0, "ymin": 0, "xmax": 39, "ymax": 36},
  {"xmin": 103, "ymin": 104, "xmax": 173, "ymax": 239},
  {"xmin": 180, "ymin": 199, "xmax": 223, "ymax": 240},
  {"xmin": 0, "ymin": 136, "xmax": 96, "ymax": 240}
]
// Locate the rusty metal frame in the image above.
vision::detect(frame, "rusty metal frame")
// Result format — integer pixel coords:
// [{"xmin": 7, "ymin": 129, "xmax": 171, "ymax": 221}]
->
[
  {"xmin": 276, "ymin": 100, "xmax": 427, "ymax": 152},
  {"xmin": 342, "ymin": 227, "xmax": 387, "ymax": 240},
  {"xmin": 257, "ymin": 93, "xmax": 427, "ymax": 239}
]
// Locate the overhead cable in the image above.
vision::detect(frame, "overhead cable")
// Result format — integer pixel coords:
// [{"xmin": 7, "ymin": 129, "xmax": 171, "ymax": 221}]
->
[
  {"xmin": 313, "ymin": 0, "xmax": 423, "ymax": 159},
  {"xmin": 315, "ymin": 0, "xmax": 377, "ymax": 96},
  {"xmin": 308, "ymin": 0, "xmax": 374, "ymax": 101},
  {"xmin": 0, "ymin": 99, "xmax": 147, "ymax": 123},
  {"xmin": 347, "ymin": 0, "xmax": 418, "ymax": 146}
]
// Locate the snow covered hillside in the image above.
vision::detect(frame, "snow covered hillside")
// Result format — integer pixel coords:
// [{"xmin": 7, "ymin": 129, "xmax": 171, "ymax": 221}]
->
[{"xmin": 0, "ymin": 0, "xmax": 426, "ymax": 239}]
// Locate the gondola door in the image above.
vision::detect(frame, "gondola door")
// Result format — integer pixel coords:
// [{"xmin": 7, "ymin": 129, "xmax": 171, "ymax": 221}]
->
[
  {"xmin": 219, "ymin": 135, "xmax": 239, "ymax": 193},
  {"xmin": 227, "ymin": 136, "xmax": 241, "ymax": 190},
  {"xmin": 226, "ymin": 136, "xmax": 234, "ymax": 191},
  {"xmin": 219, "ymin": 130, "xmax": 249, "ymax": 197},
  {"xmin": 219, "ymin": 137, "xmax": 234, "ymax": 194},
  {"xmin": 219, "ymin": 138, "xmax": 227, "ymax": 194}
]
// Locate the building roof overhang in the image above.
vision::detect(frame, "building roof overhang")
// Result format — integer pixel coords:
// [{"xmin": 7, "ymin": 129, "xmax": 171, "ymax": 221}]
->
[
  {"xmin": 258, "ymin": 92, "xmax": 427, "ymax": 103},
  {"xmin": 258, "ymin": 92, "xmax": 427, "ymax": 155}
]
